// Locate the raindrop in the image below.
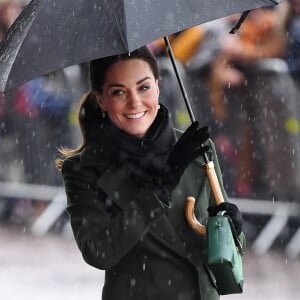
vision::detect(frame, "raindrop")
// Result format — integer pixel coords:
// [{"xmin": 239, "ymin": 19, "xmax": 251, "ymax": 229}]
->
[{"xmin": 130, "ymin": 278, "xmax": 136, "ymax": 287}]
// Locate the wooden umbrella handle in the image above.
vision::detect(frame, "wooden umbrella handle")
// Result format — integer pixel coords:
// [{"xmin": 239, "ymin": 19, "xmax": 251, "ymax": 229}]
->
[
  {"xmin": 185, "ymin": 196, "xmax": 207, "ymax": 236},
  {"xmin": 185, "ymin": 161, "xmax": 224, "ymax": 236},
  {"xmin": 205, "ymin": 161, "xmax": 225, "ymax": 205}
]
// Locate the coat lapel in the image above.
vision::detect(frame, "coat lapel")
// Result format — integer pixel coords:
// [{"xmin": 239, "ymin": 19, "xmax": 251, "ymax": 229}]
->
[{"xmin": 148, "ymin": 213, "xmax": 191, "ymax": 260}]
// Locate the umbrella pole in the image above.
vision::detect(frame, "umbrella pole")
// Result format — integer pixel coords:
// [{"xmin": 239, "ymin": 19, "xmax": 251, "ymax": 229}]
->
[
  {"xmin": 163, "ymin": 37, "xmax": 226, "ymax": 234},
  {"xmin": 163, "ymin": 36, "xmax": 211, "ymax": 164},
  {"xmin": 163, "ymin": 36, "xmax": 195, "ymax": 123},
  {"xmin": 164, "ymin": 35, "xmax": 226, "ymax": 202}
]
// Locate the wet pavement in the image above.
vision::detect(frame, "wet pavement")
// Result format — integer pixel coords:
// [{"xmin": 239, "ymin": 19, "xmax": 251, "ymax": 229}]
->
[{"xmin": 1, "ymin": 225, "xmax": 299, "ymax": 300}]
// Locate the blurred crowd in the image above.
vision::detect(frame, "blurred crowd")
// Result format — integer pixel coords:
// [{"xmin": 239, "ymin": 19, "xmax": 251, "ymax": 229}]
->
[
  {"xmin": 1, "ymin": 0, "xmax": 300, "ymax": 224},
  {"xmin": 153, "ymin": 1, "xmax": 300, "ymax": 203}
]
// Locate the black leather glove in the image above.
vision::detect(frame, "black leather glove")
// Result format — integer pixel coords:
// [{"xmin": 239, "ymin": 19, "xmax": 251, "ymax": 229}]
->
[
  {"xmin": 207, "ymin": 202, "xmax": 243, "ymax": 235},
  {"xmin": 129, "ymin": 122, "xmax": 210, "ymax": 207},
  {"xmin": 150, "ymin": 122, "xmax": 210, "ymax": 206},
  {"xmin": 161, "ymin": 122, "xmax": 210, "ymax": 192}
]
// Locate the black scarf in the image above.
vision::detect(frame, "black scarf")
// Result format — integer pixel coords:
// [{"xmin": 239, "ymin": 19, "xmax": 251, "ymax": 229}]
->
[{"xmin": 89, "ymin": 105, "xmax": 176, "ymax": 177}]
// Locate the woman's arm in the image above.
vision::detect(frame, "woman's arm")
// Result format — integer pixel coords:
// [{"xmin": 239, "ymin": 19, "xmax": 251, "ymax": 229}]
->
[{"xmin": 62, "ymin": 156, "xmax": 167, "ymax": 270}]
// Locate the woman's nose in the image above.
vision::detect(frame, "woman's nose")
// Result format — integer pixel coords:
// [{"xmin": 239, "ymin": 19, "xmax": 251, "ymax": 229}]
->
[{"xmin": 128, "ymin": 91, "xmax": 141, "ymax": 107}]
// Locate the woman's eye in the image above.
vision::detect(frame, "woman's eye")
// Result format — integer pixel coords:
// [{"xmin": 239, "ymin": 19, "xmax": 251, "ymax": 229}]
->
[
  {"xmin": 140, "ymin": 85, "xmax": 150, "ymax": 91},
  {"xmin": 112, "ymin": 89, "xmax": 124, "ymax": 96}
]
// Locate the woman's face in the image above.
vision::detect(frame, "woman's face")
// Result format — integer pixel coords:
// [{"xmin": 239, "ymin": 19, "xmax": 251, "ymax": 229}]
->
[{"xmin": 97, "ymin": 59, "xmax": 160, "ymax": 138}]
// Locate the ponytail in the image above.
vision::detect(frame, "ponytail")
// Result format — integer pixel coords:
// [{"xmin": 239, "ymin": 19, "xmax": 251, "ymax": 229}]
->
[{"xmin": 55, "ymin": 91, "xmax": 99, "ymax": 170}]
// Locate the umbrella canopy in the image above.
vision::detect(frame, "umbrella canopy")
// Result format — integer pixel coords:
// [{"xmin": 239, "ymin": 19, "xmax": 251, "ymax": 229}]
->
[{"xmin": 0, "ymin": 0, "xmax": 281, "ymax": 92}]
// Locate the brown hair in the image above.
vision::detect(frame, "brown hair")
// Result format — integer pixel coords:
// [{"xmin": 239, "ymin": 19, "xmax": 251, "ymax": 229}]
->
[{"xmin": 55, "ymin": 46, "xmax": 159, "ymax": 170}]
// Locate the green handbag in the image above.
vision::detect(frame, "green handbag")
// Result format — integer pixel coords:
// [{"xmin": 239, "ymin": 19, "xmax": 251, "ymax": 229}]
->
[
  {"xmin": 185, "ymin": 161, "xmax": 245, "ymax": 295},
  {"xmin": 207, "ymin": 211, "xmax": 244, "ymax": 295}
]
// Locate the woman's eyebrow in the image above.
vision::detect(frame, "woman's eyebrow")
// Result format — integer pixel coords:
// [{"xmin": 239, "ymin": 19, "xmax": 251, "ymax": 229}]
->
[
  {"xmin": 108, "ymin": 76, "xmax": 151, "ymax": 89},
  {"xmin": 136, "ymin": 76, "xmax": 151, "ymax": 84},
  {"xmin": 108, "ymin": 83, "xmax": 124, "ymax": 89}
]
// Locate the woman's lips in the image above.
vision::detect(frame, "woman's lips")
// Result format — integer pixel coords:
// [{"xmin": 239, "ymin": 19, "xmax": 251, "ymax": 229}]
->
[{"xmin": 125, "ymin": 111, "xmax": 146, "ymax": 119}]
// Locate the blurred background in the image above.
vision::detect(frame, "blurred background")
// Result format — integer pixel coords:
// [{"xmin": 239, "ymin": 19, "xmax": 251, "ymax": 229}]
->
[{"xmin": 0, "ymin": 0, "xmax": 300, "ymax": 299}]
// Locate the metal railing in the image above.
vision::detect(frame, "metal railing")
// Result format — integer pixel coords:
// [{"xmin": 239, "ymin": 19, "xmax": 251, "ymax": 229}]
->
[
  {"xmin": 0, "ymin": 181, "xmax": 300, "ymax": 258},
  {"xmin": 0, "ymin": 181, "xmax": 66, "ymax": 236}
]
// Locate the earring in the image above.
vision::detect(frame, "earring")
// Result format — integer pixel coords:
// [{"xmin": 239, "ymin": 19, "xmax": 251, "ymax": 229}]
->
[{"xmin": 101, "ymin": 110, "xmax": 106, "ymax": 118}]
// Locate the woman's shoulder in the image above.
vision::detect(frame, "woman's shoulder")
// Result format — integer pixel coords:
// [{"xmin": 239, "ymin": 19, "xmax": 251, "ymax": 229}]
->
[
  {"xmin": 61, "ymin": 153, "xmax": 81, "ymax": 175},
  {"xmin": 61, "ymin": 145, "xmax": 110, "ymax": 177},
  {"xmin": 61, "ymin": 151, "xmax": 103, "ymax": 185}
]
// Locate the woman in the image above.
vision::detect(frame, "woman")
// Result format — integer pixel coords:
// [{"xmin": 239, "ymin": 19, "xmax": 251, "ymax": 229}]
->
[{"xmin": 57, "ymin": 46, "xmax": 243, "ymax": 300}]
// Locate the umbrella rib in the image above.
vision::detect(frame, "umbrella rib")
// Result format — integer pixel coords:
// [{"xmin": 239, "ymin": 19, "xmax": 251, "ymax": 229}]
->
[
  {"xmin": 113, "ymin": 1, "xmax": 128, "ymax": 52},
  {"xmin": 0, "ymin": 0, "xmax": 43, "ymax": 92}
]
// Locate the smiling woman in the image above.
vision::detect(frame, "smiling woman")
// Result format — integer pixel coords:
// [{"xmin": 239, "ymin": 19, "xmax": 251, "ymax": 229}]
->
[
  {"xmin": 95, "ymin": 59, "xmax": 160, "ymax": 138},
  {"xmin": 55, "ymin": 46, "xmax": 244, "ymax": 300}
]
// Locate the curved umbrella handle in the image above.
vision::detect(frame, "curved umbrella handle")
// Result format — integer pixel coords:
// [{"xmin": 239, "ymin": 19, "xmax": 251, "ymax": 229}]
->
[
  {"xmin": 185, "ymin": 196, "xmax": 206, "ymax": 236},
  {"xmin": 185, "ymin": 161, "xmax": 225, "ymax": 236}
]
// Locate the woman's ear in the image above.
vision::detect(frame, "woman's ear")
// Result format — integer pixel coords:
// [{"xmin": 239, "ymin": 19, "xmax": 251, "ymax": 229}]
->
[{"xmin": 94, "ymin": 91, "xmax": 107, "ymax": 111}]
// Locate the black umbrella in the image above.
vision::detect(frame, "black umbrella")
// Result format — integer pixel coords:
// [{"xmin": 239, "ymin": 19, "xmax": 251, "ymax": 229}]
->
[{"xmin": 0, "ymin": 0, "xmax": 281, "ymax": 93}]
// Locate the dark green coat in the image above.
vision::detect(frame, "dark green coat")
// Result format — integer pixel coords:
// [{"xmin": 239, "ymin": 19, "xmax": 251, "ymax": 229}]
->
[{"xmin": 62, "ymin": 139, "xmax": 232, "ymax": 300}]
